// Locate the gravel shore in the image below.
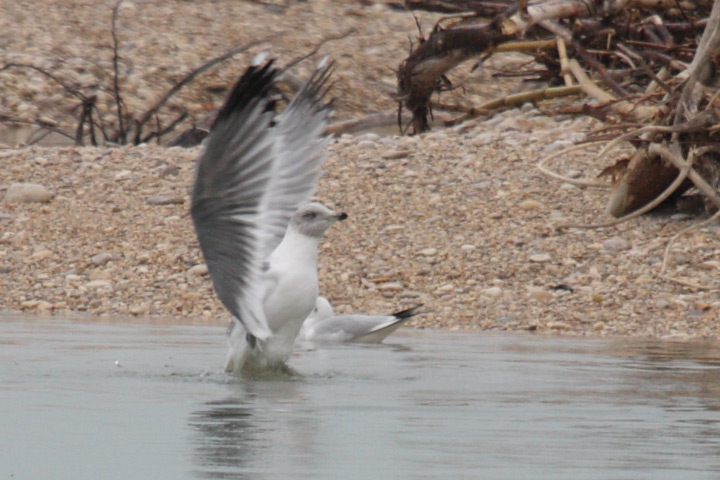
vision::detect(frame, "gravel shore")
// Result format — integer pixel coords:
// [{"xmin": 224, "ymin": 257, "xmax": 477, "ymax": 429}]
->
[{"xmin": 1, "ymin": 0, "xmax": 719, "ymax": 338}]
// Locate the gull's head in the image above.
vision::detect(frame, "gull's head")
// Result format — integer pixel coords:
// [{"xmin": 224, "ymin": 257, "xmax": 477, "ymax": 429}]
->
[
  {"xmin": 312, "ymin": 296, "xmax": 335, "ymax": 320},
  {"xmin": 291, "ymin": 202, "xmax": 347, "ymax": 239}
]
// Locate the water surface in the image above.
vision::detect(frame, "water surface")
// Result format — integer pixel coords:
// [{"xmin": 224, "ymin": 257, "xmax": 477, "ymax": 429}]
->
[{"xmin": 2, "ymin": 317, "xmax": 720, "ymax": 479}]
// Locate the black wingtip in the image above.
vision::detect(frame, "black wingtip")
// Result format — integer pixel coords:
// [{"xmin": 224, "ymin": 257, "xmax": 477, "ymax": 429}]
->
[
  {"xmin": 214, "ymin": 59, "xmax": 279, "ymax": 127},
  {"xmin": 392, "ymin": 304, "xmax": 424, "ymax": 320},
  {"xmin": 291, "ymin": 58, "xmax": 336, "ymax": 113}
]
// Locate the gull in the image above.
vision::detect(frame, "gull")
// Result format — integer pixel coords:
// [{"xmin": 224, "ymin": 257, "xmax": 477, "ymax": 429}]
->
[
  {"xmin": 299, "ymin": 296, "xmax": 423, "ymax": 343},
  {"xmin": 190, "ymin": 55, "xmax": 346, "ymax": 374}
]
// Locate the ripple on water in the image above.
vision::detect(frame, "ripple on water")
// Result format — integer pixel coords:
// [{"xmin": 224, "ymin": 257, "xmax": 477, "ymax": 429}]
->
[{"xmin": 3, "ymin": 317, "xmax": 720, "ymax": 479}]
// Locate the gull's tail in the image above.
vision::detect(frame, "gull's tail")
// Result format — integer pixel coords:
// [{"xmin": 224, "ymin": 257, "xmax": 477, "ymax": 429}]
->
[
  {"xmin": 391, "ymin": 304, "xmax": 424, "ymax": 320},
  {"xmin": 352, "ymin": 304, "xmax": 425, "ymax": 343}
]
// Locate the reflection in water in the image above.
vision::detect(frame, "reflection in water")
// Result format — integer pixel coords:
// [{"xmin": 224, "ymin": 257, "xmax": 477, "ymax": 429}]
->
[
  {"xmin": 190, "ymin": 399, "xmax": 255, "ymax": 478},
  {"xmin": 189, "ymin": 379, "xmax": 322, "ymax": 480}
]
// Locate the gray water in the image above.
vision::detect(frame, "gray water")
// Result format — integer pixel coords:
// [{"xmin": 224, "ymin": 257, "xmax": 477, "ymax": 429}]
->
[{"xmin": 2, "ymin": 317, "xmax": 720, "ymax": 480}]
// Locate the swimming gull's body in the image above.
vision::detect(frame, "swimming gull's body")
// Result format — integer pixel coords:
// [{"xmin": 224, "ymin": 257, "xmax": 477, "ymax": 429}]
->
[
  {"xmin": 299, "ymin": 296, "xmax": 423, "ymax": 343},
  {"xmin": 190, "ymin": 56, "xmax": 345, "ymax": 374}
]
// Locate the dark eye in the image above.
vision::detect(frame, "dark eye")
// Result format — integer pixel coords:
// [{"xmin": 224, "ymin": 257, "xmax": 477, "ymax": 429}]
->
[{"xmin": 303, "ymin": 211, "xmax": 316, "ymax": 220}]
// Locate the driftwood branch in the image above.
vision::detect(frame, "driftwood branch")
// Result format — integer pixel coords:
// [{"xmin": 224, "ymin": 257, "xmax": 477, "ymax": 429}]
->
[
  {"xmin": 396, "ymin": 0, "xmax": 715, "ymax": 134},
  {"xmin": 396, "ymin": 0, "xmax": 619, "ymax": 133}
]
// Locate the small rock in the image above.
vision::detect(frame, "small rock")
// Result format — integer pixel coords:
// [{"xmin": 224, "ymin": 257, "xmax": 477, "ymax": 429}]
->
[
  {"xmin": 519, "ymin": 199, "xmax": 542, "ymax": 211},
  {"xmin": 146, "ymin": 195, "xmax": 184, "ymax": 205},
  {"xmin": 602, "ymin": 236, "xmax": 631, "ymax": 252},
  {"xmin": 381, "ymin": 150, "xmax": 410, "ymax": 159},
  {"xmin": 529, "ymin": 253, "xmax": 551, "ymax": 263},
  {"xmin": 528, "ymin": 286, "xmax": 553, "ymax": 302},
  {"xmin": 460, "ymin": 244, "xmax": 476, "ymax": 252},
  {"xmin": 565, "ymin": 169, "xmax": 582, "ymax": 178},
  {"xmin": 21, "ymin": 300, "xmax": 40, "ymax": 309},
  {"xmin": 548, "ymin": 321, "xmax": 571, "ymax": 330},
  {"xmin": 420, "ymin": 248, "xmax": 437, "ymax": 256},
  {"xmin": 36, "ymin": 301, "xmax": 53, "ymax": 312},
  {"xmin": 482, "ymin": 286, "xmax": 503, "ymax": 298},
  {"xmin": 694, "ymin": 301, "xmax": 711, "ymax": 311},
  {"xmin": 86, "ymin": 280, "xmax": 112, "ymax": 290},
  {"xmin": 542, "ymin": 140, "xmax": 573, "ymax": 153},
  {"xmin": 187, "ymin": 264, "xmax": 208, "ymax": 278},
  {"xmin": 159, "ymin": 165, "xmax": 180, "ymax": 177},
  {"xmin": 129, "ymin": 303, "xmax": 150, "ymax": 315},
  {"xmin": 359, "ymin": 133, "xmax": 380, "ymax": 142},
  {"xmin": 357, "ymin": 140, "xmax": 378, "ymax": 150},
  {"xmin": 472, "ymin": 132, "xmax": 498, "ymax": 146},
  {"xmin": 91, "ymin": 252, "xmax": 112, "ymax": 266},
  {"xmin": 472, "ymin": 180, "xmax": 493, "ymax": 190},
  {"xmin": 378, "ymin": 282, "xmax": 403, "ymax": 292},
  {"xmin": 654, "ymin": 299, "xmax": 670, "ymax": 309},
  {"xmin": 65, "ymin": 274, "xmax": 83, "ymax": 284},
  {"xmin": 5, "ymin": 183, "xmax": 53, "ymax": 203},
  {"xmin": 29, "ymin": 249, "xmax": 53, "ymax": 261},
  {"xmin": 498, "ymin": 117, "xmax": 522, "ymax": 131}
]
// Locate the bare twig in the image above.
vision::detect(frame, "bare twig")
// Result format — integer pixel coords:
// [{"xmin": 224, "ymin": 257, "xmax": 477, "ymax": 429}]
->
[
  {"xmin": 0, "ymin": 63, "xmax": 87, "ymax": 101},
  {"xmin": 0, "ymin": 114, "xmax": 77, "ymax": 144},
  {"xmin": 536, "ymin": 141, "xmax": 610, "ymax": 187},
  {"xmin": 565, "ymin": 59, "xmax": 658, "ymax": 122},
  {"xmin": 445, "ymin": 84, "xmax": 582, "ymax": 125},
  {"xmin": 111, "ymin": 0, "xmax": 126, "ymax": 144},
  {"xmin": 282, "ymin": 28, "xmax": 356, "ymax": 73},
  {"xmin": 556, "ymin": 37, "xmax": 573, "ymax": 86},
  {"xmin": 616, "ymin": 43, "xmax": 671, "ymax": 94},
  {"xmin": 595, "ymin": 111, "xmax": 716, "ymax": 160},
  {"xmin": 140, "ymin": 110, "xmax": 189, "ymax": 144},
  {"xmin": 132, "ymin": 33, "xmax": 279, "ymax": 144}
]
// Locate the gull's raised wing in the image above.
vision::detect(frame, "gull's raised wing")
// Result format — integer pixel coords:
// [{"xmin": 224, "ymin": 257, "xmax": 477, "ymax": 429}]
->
[
  {"xmin": 190, "ymin": 60, "xmax": 280, "ymax": 340},
  {"xmin": 257, "ymin": 59, "xmax": 335, "ymax": 258}
]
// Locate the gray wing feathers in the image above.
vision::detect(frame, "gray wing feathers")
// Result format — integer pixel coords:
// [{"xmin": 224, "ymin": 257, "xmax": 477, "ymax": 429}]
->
[
  {"xmin": 258, "ymin": 64, "xmax": 334, "ymax": 257},
  {"xmin": 191, "ymin": 91, "xmax": 276, "ymax": 340},
  {"xmin": 191, "ymin": 60, "xmax": 333, "ymax": 341},
  {"xmin": 309, "ymin": 314, "xmax": 398, "ymax": 342}
]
